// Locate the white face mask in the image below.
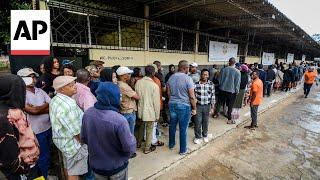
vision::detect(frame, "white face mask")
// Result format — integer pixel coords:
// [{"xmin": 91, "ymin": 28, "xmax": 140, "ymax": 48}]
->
[{"xmin": 22, "ymin": 77, "xmax": 33, "ymax": 86}]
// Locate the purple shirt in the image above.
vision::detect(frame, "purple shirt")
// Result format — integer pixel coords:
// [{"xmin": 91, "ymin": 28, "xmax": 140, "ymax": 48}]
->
[
  {"xmin": 26, "ymin": 87, "xmax": 51, "ymax": 134},
  {"xmin": 81, "ymin": 107, "xmax": 136, "ymax": 174},
  {"xmin": 74, "ymin": 83, "xmax": 97, "ymax": 112}
]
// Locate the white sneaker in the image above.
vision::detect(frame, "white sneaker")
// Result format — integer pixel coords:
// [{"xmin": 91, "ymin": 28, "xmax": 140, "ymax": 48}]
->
[
  {"xmin": 193, "ymin": 138, "xmax": 202, "ymax": 144},
  {"xmin": 204, "ymin": 137, "xmax": 209, "ymax": 143}
]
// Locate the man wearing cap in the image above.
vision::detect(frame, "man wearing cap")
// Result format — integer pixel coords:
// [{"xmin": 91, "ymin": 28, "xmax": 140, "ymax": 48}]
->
[
  {"xmin": 116, "ymin": 67, "xmax": 140, "ymax": 137},
  {"xmin": 17, "ymin": 68, "xmax": 52, "ymax": 178},
  {"xmin": 49, "ymin": 76, "xmax": 88, "ymax": 179},
  {"xmin": 188, "ymin": 62, "xmax": 201, "ymax": 128},
  {"xmin": 189, "ymin": 63, "xmax": 201, "ymax": 84}
]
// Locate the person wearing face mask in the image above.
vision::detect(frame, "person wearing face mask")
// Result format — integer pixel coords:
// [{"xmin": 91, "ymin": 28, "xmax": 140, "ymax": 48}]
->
[{"xmin": 17, "ymin": 68, "xmax": 53, "ymax": 179}]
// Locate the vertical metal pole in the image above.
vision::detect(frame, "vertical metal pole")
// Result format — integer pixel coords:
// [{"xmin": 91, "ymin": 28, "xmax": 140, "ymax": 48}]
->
[
  {"xmin": 144, "ymin": 5, "xmax": 149, "ymax": 50},
  {"xmin": 87, "ymin": 15, "xmax": 92, "ymax": 46},
  {"xmin": 118, "ymin": 18, "xmax": 122, "ymax": 47},
  {"xmin": 195, "ymin": 21, "xmax": 200, "ymax": 53},
  {"xmin": 181, "ymin": 31, "xmax": 184, "ymax": 51}
]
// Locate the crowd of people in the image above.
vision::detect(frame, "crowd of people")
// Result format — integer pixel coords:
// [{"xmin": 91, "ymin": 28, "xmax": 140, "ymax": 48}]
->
[{"xmin": 0, "ymin": 56, "xmax": 319, "ymax": 180}]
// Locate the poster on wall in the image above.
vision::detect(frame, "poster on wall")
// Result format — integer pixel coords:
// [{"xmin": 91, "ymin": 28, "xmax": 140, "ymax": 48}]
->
[
  {"xmin": 262, "ymin": 52, "xmax": 275, "ymax": 65},
  {"xmin": 287, "ymin": 53, "xmax": 294, "ymax": 63},
  {"xmin": 209, "ymin": 41, "xmax": 238, "ymax": 62},
  {"xmin": 302, "ymin": 54, "xmax": 306, "ymax": 62}
]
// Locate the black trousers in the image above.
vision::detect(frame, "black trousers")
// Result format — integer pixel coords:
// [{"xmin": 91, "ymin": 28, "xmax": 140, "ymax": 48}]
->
[{"xmin": 214, "ymin": 90, "xmax": 237, "ymax": 120}]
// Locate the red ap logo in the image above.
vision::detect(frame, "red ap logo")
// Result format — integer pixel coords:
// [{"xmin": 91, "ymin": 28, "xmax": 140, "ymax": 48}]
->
[{"xmin": 11, "ymin": 10, "xmax": 50, "ymax": 55}]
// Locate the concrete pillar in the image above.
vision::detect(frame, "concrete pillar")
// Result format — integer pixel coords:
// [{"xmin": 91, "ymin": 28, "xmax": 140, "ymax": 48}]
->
[{"xmin": 144, "ymin": 5, "xmax": 150, "ymax": 51}]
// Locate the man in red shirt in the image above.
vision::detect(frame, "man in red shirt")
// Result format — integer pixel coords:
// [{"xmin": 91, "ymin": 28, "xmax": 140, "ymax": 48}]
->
[{"xmin": 245, "ymin": 71, "xmax": 263, "ymax": 130}]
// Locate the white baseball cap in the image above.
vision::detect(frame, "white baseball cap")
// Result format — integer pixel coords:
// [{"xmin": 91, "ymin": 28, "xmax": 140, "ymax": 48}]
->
[
  {"xmin": 17, "ymin": 68, "xmax": 39, "ymax": 77},
  {"xmin": 190, "ymin": 62, "xmax": 198, "ymax": 67},
  {"xmin": 116, "ymin": 66, "xmax": 134, "ymax": 76}
]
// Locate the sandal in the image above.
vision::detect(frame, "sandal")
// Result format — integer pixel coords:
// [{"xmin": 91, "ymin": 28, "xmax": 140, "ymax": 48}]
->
[
  {"xmin": 137, "ymin": 144, "xmax": 141, "ymax": 148},
  {"xmin": 161, "ymin": 122, "xmax": 169, "ymax": 127},
  {"xmin": 144, "ymin": 145, "xmax": 156, "ymax": 154},
  {"xmin": 152, "ymin": 141, "xmax": 164, "ymax": 146},
  {"xmin": 227, "ymin": 120, "xmax": 236, "ymax": 124},
  {"xmin": 244, "ymin": 126, "xmax": 256, "ymax": 130}
]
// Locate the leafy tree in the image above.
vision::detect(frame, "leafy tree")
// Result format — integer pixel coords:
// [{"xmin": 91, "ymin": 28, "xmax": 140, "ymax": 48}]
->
[{"xmin": 0, "ymin": 0, "xmax": 31, "ymax": 55}]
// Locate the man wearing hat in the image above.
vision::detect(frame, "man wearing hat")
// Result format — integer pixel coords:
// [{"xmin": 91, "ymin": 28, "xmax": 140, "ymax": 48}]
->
[
  {"xmin": 49, "ymin": 76, "xmax": 88, "ymax": 179},
  {"xmin": 116, "ymin": 67, "xmax": 140, "ymax": 151},
  {"xmin": 17, "ymin": 68, "xmax": 52, "ymax": 178},
  {"xmin": 189, "ymin": 62, "xmax": 201, "ymax": 84}
]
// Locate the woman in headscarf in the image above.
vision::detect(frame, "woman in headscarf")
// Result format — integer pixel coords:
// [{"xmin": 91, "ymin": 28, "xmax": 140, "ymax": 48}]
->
[
  {"xmin": 230, "ymin": 64, "xmax": 249, "ymax": 119},
  {"xmin": 0, "ymin": 75, "xmax": 40, "ymax": 179},
  {"xmin": 100, "ymin": 68, "xmax": 118, "ymax": 84}
]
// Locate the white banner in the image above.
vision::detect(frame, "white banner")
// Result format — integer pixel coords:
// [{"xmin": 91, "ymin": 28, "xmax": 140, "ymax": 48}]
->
[
  {"xmin": 287, "ymin": 53, "xmax": 294, "ymax": 63},
  {"xmin": 262, "ymin": 52, "xmax": 275, "ymax": 65},
  {"xmin": 209, "ymin": 41, "xmax": 238, "ymax": 62},
  {"xmin": 302, "ymin": 54, "xmax": 306, "ymax": 62}
]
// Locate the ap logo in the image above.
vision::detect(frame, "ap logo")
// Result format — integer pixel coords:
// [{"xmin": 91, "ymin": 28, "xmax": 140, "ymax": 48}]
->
[{"xmin": 11, "ymin": 10, "xmax": 50, "ymax": 55}]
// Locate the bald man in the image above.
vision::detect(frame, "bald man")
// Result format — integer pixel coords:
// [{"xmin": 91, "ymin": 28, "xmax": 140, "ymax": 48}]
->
[
  {"xmin": 167, "ymin": 60, "xmax": 197, "ymax": 155},
  {"xmin": 213, "ymin": 57, "xmax": 241, "ymax": 124}
]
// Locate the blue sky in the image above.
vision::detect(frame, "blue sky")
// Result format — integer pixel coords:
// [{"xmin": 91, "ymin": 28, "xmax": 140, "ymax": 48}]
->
[{"xmin": 268, "ymin": 0, "xmax": 320, "ymax": 36}]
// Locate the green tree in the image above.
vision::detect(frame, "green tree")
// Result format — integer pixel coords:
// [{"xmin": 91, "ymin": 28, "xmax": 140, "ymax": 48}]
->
[{"xmin": 0, "ymin": 0, "xmax": 31, "ymax": 54}]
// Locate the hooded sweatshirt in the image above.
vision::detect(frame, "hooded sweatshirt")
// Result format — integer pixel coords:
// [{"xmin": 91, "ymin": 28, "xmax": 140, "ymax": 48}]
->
[
  {"xmin": 0, "ymin": 75, "xmax": 40, "ymax": 174},
  {"xmin": 81, "ymin": 82, "xmax": 136, "ymax": 176}
]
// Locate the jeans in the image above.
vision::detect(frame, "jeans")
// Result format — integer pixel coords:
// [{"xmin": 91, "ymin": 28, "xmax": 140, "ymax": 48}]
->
[
  {"xmin": 194, "ymin": 104, "xmax": 210, "ymax": 139},
  {"xmin": 304, "ymin": 83, "xmax": 313, "ymax": 97},
  {"xmin": 169, "ymin": 103, "xmax": 191, "ymax": 153},
  {"xmin": 121, "ymin": 112, "xmax": 136, "ymax": 135},
  {"xmin": 250, "ymin": 105, "xmax": 259, "ymax": 127},
  {"xmin": 94, "ymin": 167, "xmax": 128, "ymax": 180},
  {"xmin": 266, "ymin": 81, "xmax": 273, "ymax": 97},
  {"xmin": 36, "ymin": 128, "xmax": 52, "ymax": 178},
  {"xmin": 214, "ymin": 91, "xmax": 237, "ymax": 120}
]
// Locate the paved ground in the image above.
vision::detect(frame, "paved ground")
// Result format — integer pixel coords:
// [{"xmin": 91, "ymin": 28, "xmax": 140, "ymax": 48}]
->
[{"xmin": 155, "ymin": 87, "xmax": 320, "ymax": 179}]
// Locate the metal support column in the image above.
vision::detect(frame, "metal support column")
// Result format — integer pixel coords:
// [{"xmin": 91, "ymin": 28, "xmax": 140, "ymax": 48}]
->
[
  {"xmin": 118, "ymin": 19, "xmax": 122, "ymax": 47},
  {"xmin": 245, "ymin": 32, "xmax": 249, "ymax": 57},
  {"xmin": 195, "ymin": 21, "xmax": 200, "ymax": 53},
  {"xmin": 144, "ymin": 5, "xmax": 149, "ymax": 51},
  {"xmin": 87, "ymin": 15, "xmax": 92, "ymax": 46},
  {"xmin": 181, "ymin": 32, "xmax": 184, "ymax": 51}
]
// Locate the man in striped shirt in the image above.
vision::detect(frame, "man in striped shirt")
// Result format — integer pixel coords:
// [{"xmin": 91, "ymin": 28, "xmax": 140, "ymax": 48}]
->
[{"xmin": 194, "ymin": 69, "xmax": 215, "ymax": 144}]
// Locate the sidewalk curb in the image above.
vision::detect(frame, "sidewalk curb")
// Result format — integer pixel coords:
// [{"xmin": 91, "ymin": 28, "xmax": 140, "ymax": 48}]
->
[{"xmin": 146, "ymin": 90, "xmax": 300, "ymax": 180}]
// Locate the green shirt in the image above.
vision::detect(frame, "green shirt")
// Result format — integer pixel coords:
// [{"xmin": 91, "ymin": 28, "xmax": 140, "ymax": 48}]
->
[{"xmin": 49, "ymin": 93, "xmax": 84, "ymax": 158}]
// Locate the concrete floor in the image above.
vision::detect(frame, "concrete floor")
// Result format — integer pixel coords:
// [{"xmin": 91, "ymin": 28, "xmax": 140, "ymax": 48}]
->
[{"xmin": 155, "ymin": 87, "xmax": 320, "ymax": 179}]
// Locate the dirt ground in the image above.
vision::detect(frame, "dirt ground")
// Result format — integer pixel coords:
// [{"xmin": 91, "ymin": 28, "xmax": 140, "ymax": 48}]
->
[{"xmin": 155, "ymin": 88, "xmax": 320, "ymax": 180}]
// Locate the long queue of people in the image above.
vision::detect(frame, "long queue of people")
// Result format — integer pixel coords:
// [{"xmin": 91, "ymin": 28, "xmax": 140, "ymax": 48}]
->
[{"xmin": 0, "ymin": 56, "xmax": 319, "ymax": 180}]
